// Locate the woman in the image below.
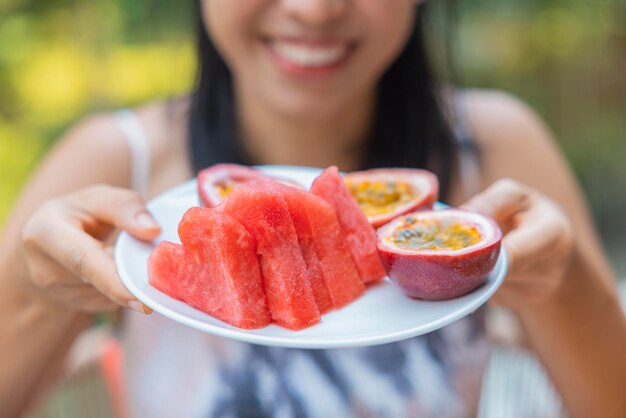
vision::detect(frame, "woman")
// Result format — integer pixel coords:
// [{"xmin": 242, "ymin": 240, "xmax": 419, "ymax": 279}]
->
[{"xmin": 1, "ymin": 1, "xmax": 625, "ymax": 417}]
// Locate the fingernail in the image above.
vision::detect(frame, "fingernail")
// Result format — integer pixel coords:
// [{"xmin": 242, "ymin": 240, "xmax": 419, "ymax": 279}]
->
[
  {"xmin": 136, "ymin": 212, "xmax": 159, "ymax": 229},
  {"xmin": 128, "ymin": 300, "xmax": 151, "ymax": 314}
]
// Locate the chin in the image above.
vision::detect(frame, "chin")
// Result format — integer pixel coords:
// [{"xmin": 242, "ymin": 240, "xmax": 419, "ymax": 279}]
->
[
  {"xmin": 270, "ymin": 89, "xmax": 349, "ymax": 121},
  {"xmin": 274, "ymin": 72, "xmax": 377, "ymax": 120}
]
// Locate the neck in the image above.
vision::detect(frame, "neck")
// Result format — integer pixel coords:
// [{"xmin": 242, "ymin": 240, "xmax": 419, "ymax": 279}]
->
[{"xmin": 235, "ymin": 87, "xmax": 376, "ymax": 172}]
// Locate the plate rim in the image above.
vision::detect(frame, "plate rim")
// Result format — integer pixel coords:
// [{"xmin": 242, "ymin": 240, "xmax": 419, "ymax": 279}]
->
[{"xmin": 115, "ymin": 165, "xmax": 507, "ymax": 349}]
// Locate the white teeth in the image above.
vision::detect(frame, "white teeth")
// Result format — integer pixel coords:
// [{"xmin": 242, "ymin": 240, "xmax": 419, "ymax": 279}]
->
[{"xmin": 272, "ymin": 41, "xmax": 348, "ymax": 67}]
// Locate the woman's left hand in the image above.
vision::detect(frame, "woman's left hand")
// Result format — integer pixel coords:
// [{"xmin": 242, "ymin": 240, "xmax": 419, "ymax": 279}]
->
[{"xmin": 461, "ymin": 178, "xmax": 575, "ymax": 310}]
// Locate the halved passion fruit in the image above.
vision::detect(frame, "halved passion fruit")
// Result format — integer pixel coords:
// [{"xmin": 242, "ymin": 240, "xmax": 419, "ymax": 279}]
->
[
  {"xmin": 344, "ymin": 168, "xmax": 439, "ymax": 227},
  {"xmin": 377, "ymin": 209, "xmax": 501, "ymax": 300},
  {"xmin": 197, "ymin": 164, "xmax": 301, "ymax": 207}
]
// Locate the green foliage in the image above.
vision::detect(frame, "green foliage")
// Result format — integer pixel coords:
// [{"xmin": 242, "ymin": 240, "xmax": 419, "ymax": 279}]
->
[{"xmin": 0, "ymin": 0, "xmax": 196, "ymax": 228}]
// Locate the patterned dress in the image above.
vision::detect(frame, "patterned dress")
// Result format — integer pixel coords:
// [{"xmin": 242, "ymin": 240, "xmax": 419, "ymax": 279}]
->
[{"xmin": 122, "ymin": 309, "xmax": 489, "ymax": 418}]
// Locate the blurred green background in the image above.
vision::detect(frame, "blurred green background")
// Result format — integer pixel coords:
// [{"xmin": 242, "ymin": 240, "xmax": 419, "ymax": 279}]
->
[{"xmin": 1, "ymin": 0, "xmax": 625, "ymax": 275}]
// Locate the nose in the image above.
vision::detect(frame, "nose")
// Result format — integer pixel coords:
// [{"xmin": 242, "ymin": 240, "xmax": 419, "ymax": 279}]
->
[{"xmin": 281, "ymin": 0, "xmax": 349, "ymax": 28}]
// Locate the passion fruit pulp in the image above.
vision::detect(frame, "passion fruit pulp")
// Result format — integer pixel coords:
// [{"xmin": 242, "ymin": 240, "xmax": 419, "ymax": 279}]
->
[
  {"xmin": 344, "ymin": 168, "xmax": 438, "ymax": 227},
  {"xmin": 377, "ymin": 209, "xmax": 501, "ymax": 300}
]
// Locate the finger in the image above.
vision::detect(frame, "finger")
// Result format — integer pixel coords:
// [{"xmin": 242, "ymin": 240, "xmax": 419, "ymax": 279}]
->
[
  {"xmin": 49, "ymin": 283, "xmax": 153, "ymax": 314},
  {"xmin": 25, "ymin": 245, "xmax": 82, "ymax": 288},
  {"xmin": 24, "ymin": 247, "xmax": 124, "ymax": 312},
  {"xmin": 488, "ymin": 286, "xmax": 518, "ymax": 308},
  {"xmin": 36, "ymin": 218, "xmax": 146, "ymax": 312},
  {"xmin": 502, "ymin": 206, "xmax": 564, "ymax": 274},
  {"xmin": 503, "ymin": 256, "xmax": 565, "ymax": 287},
  {"xmin": 68, "ymin": 184, "xmax": 161, "ymax": 241},
  {"xmin": 489, "ymin": 284, "xmax": 533, "ymax": 309},
  {"xmin": 48, "ymin": 285, "xmax": 121, "ymax": 312},
  {"xmin": 22, "ymin": 246, "xmax": 105, "ymax": 311},
  {"xmin": 105, "ymin": 246, "xmax": 115, "ymax": 257},
  {"xmin": 71, "ymin": 288, "xmax": 152, "ymax": 313},
  {"xmin": 490, "ymin": 280, "xmax": 557, "ymax": 308},
  {"xmin": 105, "ymin": 245, "xmax": 152, "ymax": 313},
  {"xmin": 460, "ymin": 178, "xmax": 530, "ymax": 228}
]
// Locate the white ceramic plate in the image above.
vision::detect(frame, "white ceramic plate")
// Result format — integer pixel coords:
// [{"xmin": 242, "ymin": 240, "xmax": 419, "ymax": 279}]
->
[{"xmin": 115, "ymin": 165, "xmax": 507, "ymax": 349}]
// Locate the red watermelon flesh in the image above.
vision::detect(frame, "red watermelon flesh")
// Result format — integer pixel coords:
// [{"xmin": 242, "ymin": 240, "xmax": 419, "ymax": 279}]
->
[
  {"xmin": 206, "ymin": 168, "xmax": 366, "ymax": 311},
  {"xmin": 148, "ymin": 208, "xmax": 271, "ymax": 329},
  {"xmin": 223, "ymin": 184, "xmax": 321, "ymax": 330},
  {"xmin": 254, "ymin": 182, "xmax": 333, "ymax": 314},
  {"xmin": 148, "ymin": 241, "xmax": 191, "ymax": 301},
  {"xmin": 254, "ymin": 181, "xmax": 364, "ymax": 309},
  {"xmin": 286, "ymin": 206, "xmax": 333, "ymax": 314},
  {"xmin": 310, "ymin": 166, "xmax": 386, "ymax": 283},
  {"xmin": 280, "ymin": 186, "xmax": 365, "ymax": 309}
]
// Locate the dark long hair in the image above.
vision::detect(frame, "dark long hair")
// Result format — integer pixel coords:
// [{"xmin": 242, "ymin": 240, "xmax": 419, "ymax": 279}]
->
[{"xmin": 189, "ymin": 4, "xmax": 458, "ymax": 200}]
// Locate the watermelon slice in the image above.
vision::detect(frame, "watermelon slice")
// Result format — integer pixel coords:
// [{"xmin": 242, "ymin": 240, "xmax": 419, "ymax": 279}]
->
[
  {"xmin": 223, "ymin": 184, "xmax": 321, "ymax": 330},
  {"xmin": 253, "ymin": 182, "xmax": 357, "ymax": 314},
  {"xmin": 311, "ymin": 166, "xmax": 386, "ymax": 283},
  {"xmin": 148, "ymin": 207, "xmax": 271, "ymax": 329},
  {"xmin": 148, "ymin": 241, "xmax": 191, "ymax": 301},
  {"xmin": 294, "ymin": 193, "xmax": 365, "ymax": 308},
  {"xmin": 283, "ymin": 192, "xmax": 333, "ymax": 314},
  {"xmin": 246, "ymin": 181, "xmax": 332, "ymax": 313}
]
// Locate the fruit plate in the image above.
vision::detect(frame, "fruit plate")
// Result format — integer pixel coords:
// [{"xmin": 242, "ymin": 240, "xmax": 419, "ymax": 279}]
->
[{"xmin": 115, "ymin": 165, "xmax": 507, "ymax": 349}]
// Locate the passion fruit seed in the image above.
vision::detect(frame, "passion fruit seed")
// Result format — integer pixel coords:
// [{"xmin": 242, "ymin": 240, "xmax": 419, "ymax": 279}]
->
[
  {"xmin": 389, "ymin": 218, "xmax": 482, "ymax": 251},
  {"xmin": 215, "ymin": 182, "xmax": 234, "ymax": 198},
  {"xmin": 346, "ymin": 180, "xmax": 416, "ymax": 216}
]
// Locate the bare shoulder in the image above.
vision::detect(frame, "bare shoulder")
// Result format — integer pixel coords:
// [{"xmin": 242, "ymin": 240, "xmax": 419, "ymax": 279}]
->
[
  {"xmin": 463, "ymin": 89, "xmax": 555, "ymax": 156},
  {"xmin": 44, "ymin": 98, "xmax": 190, "ymax": 192},
  {"xmin": 462, "ymin": 89, "xmax": 571, "ymax": 196},
  {"xmin": 25, "ymin": 111, "xmax": 135, "ymax": 198}
]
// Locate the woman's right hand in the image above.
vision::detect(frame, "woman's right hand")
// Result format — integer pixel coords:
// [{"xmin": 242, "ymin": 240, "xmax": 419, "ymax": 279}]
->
[{"xmin": 20, "ymin": 184, "xmax": 161, "ymax": 314}]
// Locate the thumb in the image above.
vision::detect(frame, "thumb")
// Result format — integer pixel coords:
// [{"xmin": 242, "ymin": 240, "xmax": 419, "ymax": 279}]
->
[
  {"xmin": 460, "ymin": 178, "xmax": 530, "ymax": 230},
  {"xmin": 500, "ymin": 199, "xmax": 570, "ymax": 276},
  {"xmin": 71, "ymin": 184, "xmax": 161, "ymax": 241}
]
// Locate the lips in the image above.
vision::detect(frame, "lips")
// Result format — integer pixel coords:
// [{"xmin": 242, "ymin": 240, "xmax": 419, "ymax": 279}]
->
[{"xmin": 266, "ymin": 38, "xmax": 353, "ymax": 74}]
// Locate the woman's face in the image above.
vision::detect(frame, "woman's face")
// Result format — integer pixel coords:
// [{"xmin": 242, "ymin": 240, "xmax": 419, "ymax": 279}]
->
[{"xmin": 202, "ymin": 0, "xmax": 417, "ymax": 118}]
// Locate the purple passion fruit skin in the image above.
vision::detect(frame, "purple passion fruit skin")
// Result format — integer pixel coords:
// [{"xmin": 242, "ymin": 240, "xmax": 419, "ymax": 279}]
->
[
  {"xmin": 377, "ymin": 209, "xmax": 502, "ymax": 300},
  {"xmin": 344, "ymin": 168, "xmax": 439, "ymax": 228},
  {"xmin": 198, "ymin": 164, "xmax": 303, "ymax": 208}
]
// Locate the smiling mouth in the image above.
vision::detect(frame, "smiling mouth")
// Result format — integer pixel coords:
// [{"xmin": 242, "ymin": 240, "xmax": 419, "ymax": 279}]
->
[{"xmin": 266, "ymin": 38, "xmax": 354, "ymax": 74}]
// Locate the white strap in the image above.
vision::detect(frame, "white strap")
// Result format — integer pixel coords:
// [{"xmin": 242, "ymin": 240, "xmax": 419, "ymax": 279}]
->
[{"xmin": 115, "ymin": 110, "xmax": 151, "ymax": 198}]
